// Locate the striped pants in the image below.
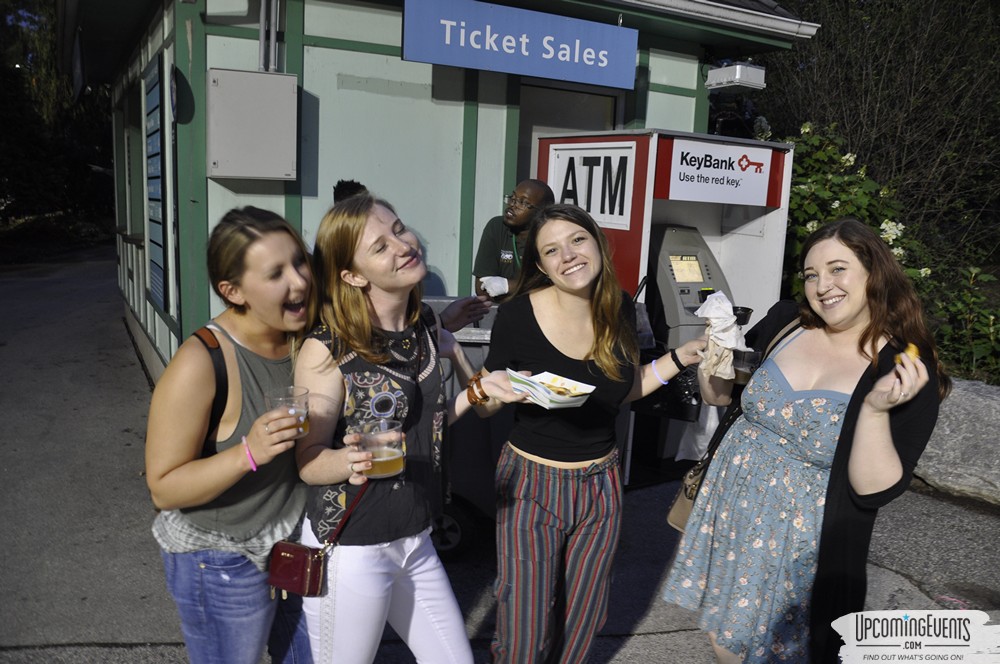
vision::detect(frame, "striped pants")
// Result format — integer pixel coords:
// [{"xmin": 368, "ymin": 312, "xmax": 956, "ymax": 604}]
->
[{"xmin": 490, "ymin": 444, "xmax": 623, "ymax": 664}]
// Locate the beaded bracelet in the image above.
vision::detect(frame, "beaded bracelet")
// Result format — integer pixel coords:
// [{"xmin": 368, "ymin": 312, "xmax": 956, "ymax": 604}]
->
[
  {"xmin": 241, "ymin": 436, "xmax": 258, "ymax": 472},
  {"xmin": 467, "ymin": 374, "xmax": 490, "ymax": 405},
  {"xmin": 669, "ymin": 348, "xmax": 687, "ymax": 373}
]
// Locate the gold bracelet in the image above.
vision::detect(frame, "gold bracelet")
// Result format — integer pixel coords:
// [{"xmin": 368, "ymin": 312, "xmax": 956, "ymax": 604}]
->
[{"xmin": 467, "ymin": 375, "xmax": 490, "ymax": 405}]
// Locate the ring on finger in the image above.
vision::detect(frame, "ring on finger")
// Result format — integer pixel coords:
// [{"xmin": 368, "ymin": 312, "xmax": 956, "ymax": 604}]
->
[
  {"xmin": 350, "ymin": 462, "xmax": 356, "ymax": 473},
  {"xmin": 265, "ymin": 424, "xmax": 270, "ymax": 434},
  {"xmin": 901, "ymin": 392, "xmax": 910, "ymax": 398}
]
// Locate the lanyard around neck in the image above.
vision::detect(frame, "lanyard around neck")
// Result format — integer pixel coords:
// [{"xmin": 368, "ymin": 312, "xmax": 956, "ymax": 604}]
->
[{"xmin": 511, "ymin": 232, "xmax": 521, "ymax": 269}]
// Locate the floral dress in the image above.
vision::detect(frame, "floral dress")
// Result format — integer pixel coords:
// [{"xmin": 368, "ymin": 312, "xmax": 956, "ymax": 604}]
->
[{"xmin": 662, "ymin": 354, "xmax": 848, "ymax": 662}]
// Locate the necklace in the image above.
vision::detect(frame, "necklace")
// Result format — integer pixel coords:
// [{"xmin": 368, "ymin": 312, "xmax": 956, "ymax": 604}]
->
[{"xmin": 510, "ymin": 232, "xmax": 521, "ymax": 269}]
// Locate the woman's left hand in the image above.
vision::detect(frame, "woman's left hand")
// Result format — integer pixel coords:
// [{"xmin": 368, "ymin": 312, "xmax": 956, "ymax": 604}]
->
[
  {"xmin": 864, "ymin": 350, "xmax": 929, "ymax": 412},
  {"xmin": 676, "ymin": 335, "xmax": 708, "ymax": 367},
  {"xmin": 478, "ymin": 370, "xmax": 529, "ymax": 404}
]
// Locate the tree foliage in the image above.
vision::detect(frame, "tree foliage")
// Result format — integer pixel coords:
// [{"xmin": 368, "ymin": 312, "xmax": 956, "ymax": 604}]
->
[
  {"xmin": 1, "ymin": 0, "xmax": 113, "ymax": 225},
  {"xmin": 756, "ymin": 0, "xmax": 1000, "ymax": 269}
]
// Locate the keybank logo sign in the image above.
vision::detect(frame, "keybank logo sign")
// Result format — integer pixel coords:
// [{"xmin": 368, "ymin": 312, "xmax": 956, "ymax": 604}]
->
[
  {"xmin": 679, "ymin": 152, "xmax": 736, "ymax": 171},
  {"xmin": 831, "ymin": 610, "xmax": 1000, "ymax": 663},
  {"xmin": 670, "ymin": 139, "xmax": 774, "ymax": 206},
  {"xmin": 678, "ymin": 151, "xmax": 768, "ymax": 174}
]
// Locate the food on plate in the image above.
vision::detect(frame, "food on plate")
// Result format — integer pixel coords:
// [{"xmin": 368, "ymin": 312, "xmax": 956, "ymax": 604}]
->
[
  {"xmin": 894, "ymin": 343, "xmax": 920, "ymax": 365},
  {"xmin": 543, "ymin": 383, "xmax": 585, "ymax": 397}
]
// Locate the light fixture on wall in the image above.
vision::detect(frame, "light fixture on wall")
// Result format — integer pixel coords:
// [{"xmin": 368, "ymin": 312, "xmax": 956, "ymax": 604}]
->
[{"xmin": 705, "ymin": 62, "xmax": 766, "ymax": 91}]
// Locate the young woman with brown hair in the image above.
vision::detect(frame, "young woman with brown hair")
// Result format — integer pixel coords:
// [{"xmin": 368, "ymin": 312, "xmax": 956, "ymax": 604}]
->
[
  {"xmin": 477, "ymin": 203, "xmax": 706, "ymax": 663},
  {"xmin": 663, "ymin": 218, "xmax": 950, "ymax": 663}
]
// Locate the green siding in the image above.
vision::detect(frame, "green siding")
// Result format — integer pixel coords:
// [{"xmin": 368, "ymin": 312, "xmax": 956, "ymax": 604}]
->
[
  {"xmin": 174, "ymin": 0, "xmax": 210, "ymax": 337},
  {"xmin": 458, "ymin": 71, "xmax": 479, "ymax": 296}
]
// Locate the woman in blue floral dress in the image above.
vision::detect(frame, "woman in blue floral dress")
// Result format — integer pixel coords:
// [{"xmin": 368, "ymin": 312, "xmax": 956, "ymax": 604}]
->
[{"xmin": 663, "ymin": 219, "xmax": 951, "ymax": 663}]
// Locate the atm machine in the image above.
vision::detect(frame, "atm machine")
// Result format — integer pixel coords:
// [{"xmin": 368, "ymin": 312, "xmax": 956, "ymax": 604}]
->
[
  {"xmin": 536, "ymin": 128, "xmax": 794, "ymax": 485},
  {"xmin": 632, "ymin": 224, "xmax": 738, "ymax": 479},
  {"xmin": 646, "ymin": 224, "xmax": 733, "ymax": 348}
]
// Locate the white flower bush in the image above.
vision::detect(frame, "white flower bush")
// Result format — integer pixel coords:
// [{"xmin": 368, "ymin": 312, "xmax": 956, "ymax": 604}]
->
[{"xmin": 879, "ymin": 220, "xmax": 906, "ymax": 245}]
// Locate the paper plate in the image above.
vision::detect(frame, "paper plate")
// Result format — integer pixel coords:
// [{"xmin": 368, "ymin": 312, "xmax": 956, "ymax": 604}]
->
[{"xmin": 506, "ymin": 370, "xmax": 596, "ymax": 410}]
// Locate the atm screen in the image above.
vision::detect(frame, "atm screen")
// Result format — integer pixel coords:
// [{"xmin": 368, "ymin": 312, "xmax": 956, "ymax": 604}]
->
[{"xmin": 669, "ymin": 254, "xmax": 704, "ymax": 283}]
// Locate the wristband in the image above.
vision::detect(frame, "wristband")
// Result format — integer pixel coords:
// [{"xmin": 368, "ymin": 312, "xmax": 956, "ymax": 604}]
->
[
  {"xmin": 669, "ymin": 348, "xmax": 687, "ymax": 373},
  {"xmin": 467, "ymin": 375, "xmax": 490, "ymax": 405},
  {"xmin": 242, "ymin": 436, "xmax": 258, "ymax": 472},
  {"xmin": 651, "ymin": 358, "xmax": 670, "ymax": 386}
]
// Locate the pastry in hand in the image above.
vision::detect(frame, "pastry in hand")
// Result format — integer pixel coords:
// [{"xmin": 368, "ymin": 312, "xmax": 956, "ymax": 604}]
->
[{"xmin": 894, "ymin": 343, "xmax": 920, "ymax": 364}]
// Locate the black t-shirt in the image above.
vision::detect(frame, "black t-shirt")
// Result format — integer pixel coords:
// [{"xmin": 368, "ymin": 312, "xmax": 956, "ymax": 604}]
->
[
  {"xmin": 485, "ymin": 293, "xmax": 637, "ymax": 462},
  {"xmin": 472, "ymin": 216, "xmax": 528, "ymax": 282},
  {"xmin": 304, "ymin": 305, "xmax": 446, "ymax": 546}
]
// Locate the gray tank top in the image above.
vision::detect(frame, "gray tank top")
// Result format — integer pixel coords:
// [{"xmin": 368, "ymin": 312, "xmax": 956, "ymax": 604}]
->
[{"xmin": 180, "ymin": 323, "xmax": 306, "ymax": 539}]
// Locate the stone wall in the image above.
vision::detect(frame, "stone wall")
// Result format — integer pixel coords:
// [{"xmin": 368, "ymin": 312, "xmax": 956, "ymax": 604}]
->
[{"xmin": 915, "ymin": 378, "xmax": 1000, "ymax": 506}]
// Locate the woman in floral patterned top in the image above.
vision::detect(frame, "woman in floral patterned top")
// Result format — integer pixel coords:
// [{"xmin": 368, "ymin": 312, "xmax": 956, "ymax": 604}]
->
[{"xmin": 663, "ymin": 218, "xmax": 951, "ymax": 663}]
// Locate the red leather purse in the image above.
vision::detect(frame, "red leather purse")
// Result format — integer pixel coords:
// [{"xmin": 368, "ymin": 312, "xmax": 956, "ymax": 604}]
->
[{"xmin": 268, "ymin": 482, "xmax": 369, "ymax": 599}]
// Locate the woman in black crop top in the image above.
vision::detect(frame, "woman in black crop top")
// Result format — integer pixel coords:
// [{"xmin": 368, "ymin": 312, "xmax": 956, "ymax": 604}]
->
[
  {"xmin": 293, "ymin": 194, "xmax": 524, "ymax": 664},
  {"xmin": 479, "ymin": 204, "xmax": 706, "ymax": 664}
]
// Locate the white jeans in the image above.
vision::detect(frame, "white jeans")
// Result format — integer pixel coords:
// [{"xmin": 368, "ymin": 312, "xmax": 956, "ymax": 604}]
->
[{"xmin": 301, "ymin": 515, "xmax": 473, "ymax": 664}]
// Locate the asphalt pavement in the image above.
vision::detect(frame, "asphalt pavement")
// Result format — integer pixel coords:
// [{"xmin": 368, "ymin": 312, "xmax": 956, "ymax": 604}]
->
[{"xmin": 0, "ymin": 245, "xmax": 996, "ymax": 663}]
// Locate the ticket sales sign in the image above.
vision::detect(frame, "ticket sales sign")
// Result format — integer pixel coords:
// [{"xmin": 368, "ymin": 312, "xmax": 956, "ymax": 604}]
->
[{"xmin": 403, "ymin": 0, "xmax": 639, "ymax": 90}]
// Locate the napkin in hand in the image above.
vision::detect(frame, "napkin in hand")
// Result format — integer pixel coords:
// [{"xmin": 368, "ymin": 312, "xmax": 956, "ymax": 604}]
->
[
  {"xmin": 479, "ymin": 276, "xmax": 509, "ymax": 298},
  {"xmin": 695, "ymin": 292, "xmax": 751, "ymax": 380}
]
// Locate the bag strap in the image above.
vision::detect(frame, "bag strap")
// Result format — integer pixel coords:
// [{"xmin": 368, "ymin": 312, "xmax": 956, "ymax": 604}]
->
[
  {"xmin": 321, "ymin": 482, "xmax": 370, "ymax": 550},
  {"xmin": 763, "ymin": 316, "xmax": 802, "ymax": 360},
  {"xmin": 698, "ymin": 315, "xmax": 803, "ymax": 465},
  {"xmin": 192, "ymin": 326, "xmax": 228, "ymax": 458}
]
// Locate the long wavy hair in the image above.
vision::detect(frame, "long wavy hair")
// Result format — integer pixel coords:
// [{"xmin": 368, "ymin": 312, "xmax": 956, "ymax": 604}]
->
[
  {"xmin": 799, "ymin": 218, "xmax": 951, "ymax": 400},
  {"xmin": 510, "ymin": 204, "xmax": 638, "ymax": 381},
  {"xmin": 311, "ymin": 194, "xmax": 423, "ymax": 364}
]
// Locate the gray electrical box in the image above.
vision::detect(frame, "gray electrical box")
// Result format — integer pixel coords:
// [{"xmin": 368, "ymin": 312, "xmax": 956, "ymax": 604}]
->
[{"xmin": 206, "ymin": 69, "xmax": 297, "ymax": 180}]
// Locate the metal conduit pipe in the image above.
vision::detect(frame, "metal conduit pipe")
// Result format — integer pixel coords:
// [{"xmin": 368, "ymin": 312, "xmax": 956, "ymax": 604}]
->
[
  {"xmin": 258, "ymin": 0, "xmax": 268, "ymax": 71},
  {"xmin": 269, "ymin": 0, "xmax": 279, "ymax": 72}
]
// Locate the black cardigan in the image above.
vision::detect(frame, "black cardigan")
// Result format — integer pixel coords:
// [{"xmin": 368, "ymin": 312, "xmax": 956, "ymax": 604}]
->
[{"xmin": 743, "ymin": 302, "xmax": 941, "ymax": 663}]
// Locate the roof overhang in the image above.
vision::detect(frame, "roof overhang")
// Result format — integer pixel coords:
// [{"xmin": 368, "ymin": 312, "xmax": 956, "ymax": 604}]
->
[
  {"xmin": 501, "ymin": 0, "xmax": 819, "ymax": 55},
  {"xmin": 57, "ymin": 0, "xmax": 818, "ymax": 96},
  {"xmin": 56, "ymin": 0, "xmax": 159, "ymax": 97},
  {"xmin": 612, "ymin": 0, "xmax": 819, "ymax": 43}
]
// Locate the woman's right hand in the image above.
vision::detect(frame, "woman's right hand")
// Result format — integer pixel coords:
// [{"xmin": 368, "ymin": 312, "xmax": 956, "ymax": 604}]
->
[
  {"xmin": 339, "ymin": 436, "xmax": 375, "ymax": 485},
  {"xmin": 243, "ymin": 407, "xmax": 304, "ymax": 467}
]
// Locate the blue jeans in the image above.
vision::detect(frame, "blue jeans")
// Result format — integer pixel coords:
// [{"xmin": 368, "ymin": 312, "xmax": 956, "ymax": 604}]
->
[{"xmin": 161, "ymin": 549, "xmax": 312, "ymax": 664}]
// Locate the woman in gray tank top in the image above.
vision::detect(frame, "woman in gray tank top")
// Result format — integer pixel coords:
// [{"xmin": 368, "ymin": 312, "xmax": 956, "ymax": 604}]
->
[{"xmin": 145, "ymin": 207, "xmax": 315, "ymax": 664}]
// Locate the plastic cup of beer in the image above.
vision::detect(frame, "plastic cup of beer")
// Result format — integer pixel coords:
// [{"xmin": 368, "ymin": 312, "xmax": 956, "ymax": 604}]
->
[
  {"xmin": 265, "ymin": 386, "xmax": 310, "ymax": 438},
  {"xmin": 733, "ymin": 350, "xmax": 762, "ymax": 385},
  {"xmin": 350, "ymin": 419, "xmax": 404, "ymax": 479}
]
